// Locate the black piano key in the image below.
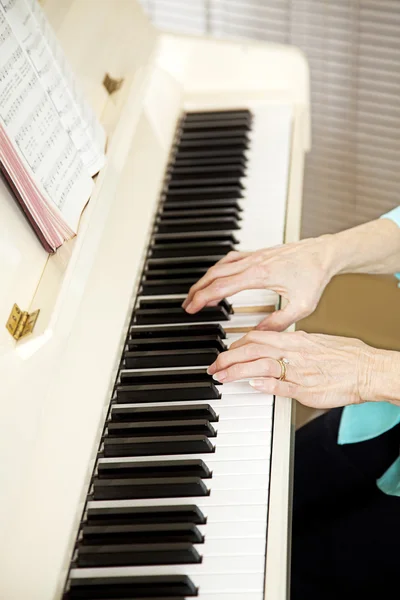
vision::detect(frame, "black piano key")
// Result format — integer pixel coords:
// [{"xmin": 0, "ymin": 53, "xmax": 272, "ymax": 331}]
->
[
  {"xmin": 164, "ymin": 185, "xmax": 243, "ymax": 201},
  {"xmin": 86, "ymin": 505, "xmax": 206, "ymax": 527},
  {"xmin": 124, "ymin": 348, "xmax": 220, "ymax": 369},
  {"xmin": 153, "ymin": 230, "xmax": 238, "ymax": 241},
  {"xmin": 126, "ymin": 334, "xmax": 226, "ymax": 352},
  {"xmin": 178, "ymin": 127, "xmax": 250, "ymax": 141},
  {"xmin": 155, "ymin": 218, "xmax": 240, "ymax": 234},
  {"xmin": 103, "ymin": 434, "xmax": 215, "ymax": 457},
  {"xmin": 171, "ymin": 155, "xmax": 247, "ymax": 168},
  {"xmin": 168, "ymin": 164, "xmax": 246, "ymax": 177},
  {"xmin": 145, "ymin": 257, "xmax": 222, "ymax": 270},
  {"xmin": 134, "ymin": 306, "xmax": 231, "ymax": 325},
  {"xmin": 183, "ymin": 108, "xmax": 251, "ymax": 121},
  {"xmin": 153, "ymin": 231, "xmax": 238, "ymax": 243},
  {"xmin": 92, "ymin": 475, "xmax": 209, "ymax": 500},
  {"xmin": 106, "ymin": 419, "xmax": 217, "ymax": 438},
  {"xmin": 140, "ymin": 279, "xmax": 199, "ymax": 296},
  {"xmin": 149, "ymin": 240, "xmax": 235, "ymax": 258},
  {"xmin": 167, "ymin": 176, "xmax": 244, "ymax": 189},
  {"xmin": 97, "ymin": 458, "xmax": 212, "ymax": 479},
  {"xmin": 76, "ymin": 541, "xmax": 202, "ymax": 567},
  {"xmin": 160, "ymin": 199, "xmax": 242, "ymax": 211},
  {"xmin": 176, "ymin": 137, "xmax": 248, "ymax": 151},
  {"xmin": 143, "ymin": 267, "xmax": 208, "ymax": 280},
  {"xmin": 80, "ymin": 523, "xmax": 204, "ymax": 546},
  {"xmin": 157, "ymin": 208, "xmax": 241, "ymax": 220},
  {"xmin": 133, "ymin": 305, "xmax": 230, "ymax": 325},
  {"xmin": 181, "ymin": 116, "xmax": 251, "ymax": 131},
  {"xmin": 129, "ymin": 324, "xmax": 226, "ymax": 340},
  {"xmin": 66, "ymin": 574, "xmax": 197, "ymax": 598},
  {"xmin": 119, "ymin": 368, "xmax": 210, "ymax": 387},
  {"xmin": 137, "ymin": 297, "xmax": 232, "ymax": 313},
  {"xmin": 173, "ymin": 147, "xmax": 248, "ymax": 160},
  {"xmin": 115, "ymin": 381, "xmax": 221, "ymax": 403},
  {"xmin": 111, "ymin": 403, "xmax": 219, "ymax": 423}
]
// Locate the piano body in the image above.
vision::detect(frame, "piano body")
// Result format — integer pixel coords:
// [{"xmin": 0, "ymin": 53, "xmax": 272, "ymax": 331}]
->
[{"xmin": 0, "ymin": 1, "xmax": 310, "ymax": 598}]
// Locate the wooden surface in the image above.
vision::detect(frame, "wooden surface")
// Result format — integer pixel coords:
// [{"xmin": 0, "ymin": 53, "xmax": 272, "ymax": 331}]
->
[{"xmin": 298, "ymin": 273, "xmax": 400, "ymax": 351}]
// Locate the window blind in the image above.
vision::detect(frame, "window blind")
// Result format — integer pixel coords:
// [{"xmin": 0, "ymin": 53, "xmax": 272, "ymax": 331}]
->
[{"xmin": 139, "ymin": 0, "xmax": 400, "ymax": 239}]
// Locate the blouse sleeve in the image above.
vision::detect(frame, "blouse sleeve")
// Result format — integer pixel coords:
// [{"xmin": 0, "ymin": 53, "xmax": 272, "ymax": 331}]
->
[{"xmin": 380, "ymin": 206, "xmax": 400, "ymax": 282}]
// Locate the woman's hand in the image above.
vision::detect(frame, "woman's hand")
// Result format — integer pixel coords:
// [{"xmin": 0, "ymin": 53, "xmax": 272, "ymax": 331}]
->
[
  {"xmin": 207, "ymin": 330, "xmax": 380, "ymax": 409},
  {"xmin": 182, "ymin": 236, "xmax": 336, "ymax": 331}
]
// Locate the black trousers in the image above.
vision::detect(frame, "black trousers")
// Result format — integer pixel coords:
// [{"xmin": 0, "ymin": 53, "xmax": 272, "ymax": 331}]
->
[{"xmin": 291, "ymin": 407, "xmax": 400, "ymax": 600}]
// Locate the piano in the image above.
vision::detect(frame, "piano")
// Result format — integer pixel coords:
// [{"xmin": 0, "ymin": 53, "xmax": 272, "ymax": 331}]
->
[{"xmin": 0, "ymin": 1, "xmax": 310, "ymax": 598}]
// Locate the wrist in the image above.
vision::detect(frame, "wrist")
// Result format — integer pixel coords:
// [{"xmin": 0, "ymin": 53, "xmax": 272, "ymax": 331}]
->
[
  {"xmin": 312, "ymin": 233, "xmax": 345, "ymax": 282},
  {"xmin": 360, "ymin": 348, "xmax": 400, "ymax": 406}
]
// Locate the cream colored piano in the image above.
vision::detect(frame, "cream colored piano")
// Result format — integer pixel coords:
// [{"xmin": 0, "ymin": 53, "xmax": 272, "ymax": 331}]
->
[{"xmin": 0, "ymin": 1, "xmax": 310, "ymax": 598}]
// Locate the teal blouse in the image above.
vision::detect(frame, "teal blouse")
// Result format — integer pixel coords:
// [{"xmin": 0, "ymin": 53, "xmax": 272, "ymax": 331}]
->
[{"xmin": 338, "ymin": 206, "xmax": 400, "ymax": 496}]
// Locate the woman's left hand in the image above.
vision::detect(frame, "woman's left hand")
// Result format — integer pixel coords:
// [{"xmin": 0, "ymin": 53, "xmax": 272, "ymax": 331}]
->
[{"xmin": 207, "ymin": 330, "xmax": 379, "ymax": 409}]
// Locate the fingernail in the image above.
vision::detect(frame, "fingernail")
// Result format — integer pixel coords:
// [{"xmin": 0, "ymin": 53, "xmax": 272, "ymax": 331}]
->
[
  {"xmin": 249, "ymin": 379, "xmax": 263, "ymax": 389},
  {"xmin": 181, "ymin": 299, "xmax": 188, "ymax": 309},
  {"xmin": 185, "ymin": 302, "xmax": 193, "ymax": 313},
  {"xmin": 207, "ymin": 364, "xmax": 216, "ymax": 375},
  {"xmin": 213, "ymin": 371, "xmax": 227, "ymax": 382}
]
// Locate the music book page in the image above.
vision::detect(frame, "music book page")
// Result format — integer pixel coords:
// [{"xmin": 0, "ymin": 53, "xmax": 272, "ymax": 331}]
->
[
  {"xmin": 2, "ymin": 0, "xmax": 106, "ymax": 176},
  {"xmin": 0, "ymin": 3, "xmax": 94, "ymax": 250}
]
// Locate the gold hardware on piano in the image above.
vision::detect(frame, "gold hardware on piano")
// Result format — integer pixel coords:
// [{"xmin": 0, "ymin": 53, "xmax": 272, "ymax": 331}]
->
[
  {"xmin": 6, "ymin": 304, "xmax": 40, "ymax": 341},
  {"xmin": 103, "ymin": 73, "xmax": 124, "ymax": 95}
]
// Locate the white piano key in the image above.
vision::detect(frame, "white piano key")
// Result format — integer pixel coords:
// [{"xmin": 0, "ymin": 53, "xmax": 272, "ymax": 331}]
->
[
  {"xmin": 88, "ymin": 487, "xmax": 269, "ymax": 508},
  {"xmin": 220, "ymin": 382, "xmax": 265, "ymax": 395},
  {"xmin": 197, "ymin": 520, "xmax": 266, "ymax": 539},
  {"xmin": 71, "ymin": 558, "xmax": 266, "ymax": 583},
  {"xmin": 70, "ymin": 572, "xmax": 265, "ymax": 594},
  {"xmin": 196, "ymin": 431, "xmax": 273, "ymax": 448},
  {"xmin": 99, "ymin": 444, "xmax": 272, "ymax": 463},
  {"xmin": 109, "ymin": 412, "xmax": 272, "ymax": 432},
  {"xmin": 214, "ymin": 416, "xmax": 272, "ymax": 434},
  {"xmin": 205, "ymin": 472, "xmax": 269, "ymax": 492},
  {"xmin": 198, "ymin": 536, "xmax": 266, "ymax": 555},
  {"xmin": 229, "ymin": 288, "xmax": 278, "ymax": 308}
]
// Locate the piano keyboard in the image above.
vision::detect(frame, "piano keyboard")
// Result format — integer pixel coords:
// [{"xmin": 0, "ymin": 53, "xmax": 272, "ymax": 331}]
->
[{"xmin": 63, "ymin": 109, "xmax": 283, "ymax": 600}]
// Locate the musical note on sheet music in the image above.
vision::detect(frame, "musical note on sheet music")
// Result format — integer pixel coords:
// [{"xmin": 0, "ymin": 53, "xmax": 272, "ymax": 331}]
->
[
  {"xmin": 1, "ymin": 0, "xmax": 105, "ymax": 176},
  {"xmin": 0, "ymin": 5, "xmax": 93, "ymax": 230}
]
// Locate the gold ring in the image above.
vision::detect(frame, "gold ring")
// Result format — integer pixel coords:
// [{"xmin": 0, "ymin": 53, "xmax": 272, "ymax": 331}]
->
[{"xmin": 277, "ymin": 357, "xmax": 289, "ymax": 381}]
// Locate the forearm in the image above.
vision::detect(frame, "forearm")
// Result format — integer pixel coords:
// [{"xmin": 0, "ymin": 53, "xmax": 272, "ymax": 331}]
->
[
  {"xmin": 365, "ymin": 349, "xmax": 400, "ymax": 407},
  {"xmin": 320, "ymin": 217, "xmax": 400, "ymax": 278}
]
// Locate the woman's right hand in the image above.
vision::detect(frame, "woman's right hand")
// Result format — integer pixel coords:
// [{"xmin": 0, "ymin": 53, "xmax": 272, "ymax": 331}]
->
[{"xmin": 182, "ymin": 235, "xmax": 336, "ymax": 331}]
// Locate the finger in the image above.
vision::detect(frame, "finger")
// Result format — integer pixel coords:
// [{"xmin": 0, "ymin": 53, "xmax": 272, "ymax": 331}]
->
[
  {"xmin": 255, "ymin": 304, "xmax": 301, "ymax": 332},
  {"xmin": 229, "ymin": 330, "xmax": 297, "ymax": 351},
  {"xmin": 184, "ymin": 269, "xmax": 264, "ymax": 314},
  {"xmin": 212, "ymin": 357, "xmax": 283, "ymax": 383},
  {"xmin": 249, "ymin": 377, "xmax": 301, "ymax": 400},
  {"xmin": 207, "ymin": 342, "xmax": 281, "ymax": 375},
  {"xmin": 217, "ymin": 250, "xmax": 253, "ymax": 265},
  {"xmin": 182, "ymin": 255, "xmax": 255, "ymax": 310}
]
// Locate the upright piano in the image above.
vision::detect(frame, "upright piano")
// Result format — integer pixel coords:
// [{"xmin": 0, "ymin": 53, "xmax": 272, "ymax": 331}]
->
[{"xmin": 0, "ymin": 1, "xmax": 310, "ymax": 598}]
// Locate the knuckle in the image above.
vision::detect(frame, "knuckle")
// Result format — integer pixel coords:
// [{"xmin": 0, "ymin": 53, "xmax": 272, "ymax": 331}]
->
[{"xmin": 247, "ymin": 264, "xmax": 265, "ymax": 281}]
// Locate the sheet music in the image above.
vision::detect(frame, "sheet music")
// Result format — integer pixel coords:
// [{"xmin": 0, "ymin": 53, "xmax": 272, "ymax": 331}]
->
[
  {"xmin": 0, "ymin": 4, "xmax": 93, "ymax": 230},
  {"xmin": 27, "ymin": 0, "xmax": 107, "ymax": 161},
  {"xmin": 2, "ymin": 0, "xmax": 105, "ymax": 176}
]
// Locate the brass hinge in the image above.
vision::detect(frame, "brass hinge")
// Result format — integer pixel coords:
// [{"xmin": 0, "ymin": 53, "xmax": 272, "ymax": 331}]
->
[
  {"xmin": 6, "ymin": 304, "xmax": 40, "ymax": 341},
  {"xmin": 103, "ymin": 73, "xmax": 124, "ymax": 95}
]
